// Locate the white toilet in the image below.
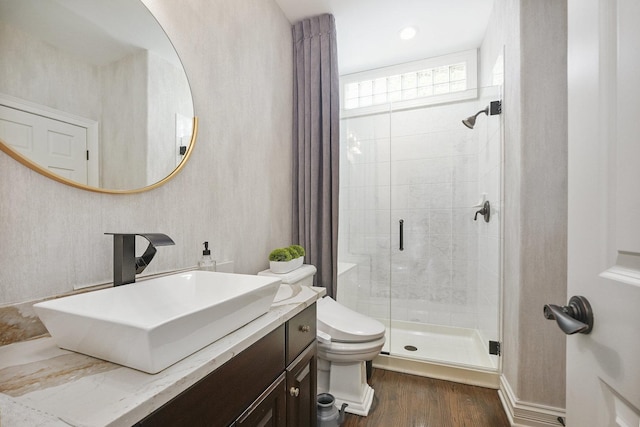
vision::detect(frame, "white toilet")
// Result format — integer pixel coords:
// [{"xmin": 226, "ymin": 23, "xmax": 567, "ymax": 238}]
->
[
  {"xmin": 315, "ymin": 296, "xmax": 385, "ymax": 416},
  {"xmin": 258, "ymin": 264, "xmax": 385, "ymax": 416}
]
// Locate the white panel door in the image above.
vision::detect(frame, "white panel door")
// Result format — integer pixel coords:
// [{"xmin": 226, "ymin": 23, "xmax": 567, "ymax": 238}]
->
[
  {"xmin": 0, "ymin": 105, "xmax": 88, "ymax": 184},
  {"xmin": 567, "ymin": 0, "xmax": 640, "ymax": 425}
]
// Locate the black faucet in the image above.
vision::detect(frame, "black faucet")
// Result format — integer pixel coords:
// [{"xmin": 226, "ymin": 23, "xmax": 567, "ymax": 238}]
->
[{"xmin": 105, "ymin": 233, "xmax": 175, "ymax": 286}]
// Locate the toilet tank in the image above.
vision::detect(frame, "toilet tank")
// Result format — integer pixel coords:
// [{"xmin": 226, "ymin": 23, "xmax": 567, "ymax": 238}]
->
[{"xmin": 258, "ymin": 264, "xmax": 317, "ymax": 286}]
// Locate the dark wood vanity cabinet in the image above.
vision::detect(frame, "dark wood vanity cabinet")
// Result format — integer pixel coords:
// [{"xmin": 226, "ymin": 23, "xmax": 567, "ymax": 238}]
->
[
  {"xmin": 136, "ymin": 304, "xmax": 317, "ymax": 427},
  {"xmin": 285, "ymin": 304, "xmax": 318, "ymax": 427}
]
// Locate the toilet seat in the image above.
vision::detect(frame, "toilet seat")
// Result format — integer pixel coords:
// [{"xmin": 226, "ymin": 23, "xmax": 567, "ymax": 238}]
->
[
  {"xmin": 317, "ymin": 336, "xmax": 386, "ymax": 362},
  {"xmin": 317, "ymin": 297, "xmax": 385, "ymax": 343}
]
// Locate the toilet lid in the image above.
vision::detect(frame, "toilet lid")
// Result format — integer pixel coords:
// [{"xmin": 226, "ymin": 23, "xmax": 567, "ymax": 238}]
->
[{"xmin": 316, "ymin": 296, "xmax": 385, "ymax": 343}]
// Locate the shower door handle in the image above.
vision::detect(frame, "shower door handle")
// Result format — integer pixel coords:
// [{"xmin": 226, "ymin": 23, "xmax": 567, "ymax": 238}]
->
[{"xmin": 399, "ymin": 219, "xmax": 404, "ymax": 251}]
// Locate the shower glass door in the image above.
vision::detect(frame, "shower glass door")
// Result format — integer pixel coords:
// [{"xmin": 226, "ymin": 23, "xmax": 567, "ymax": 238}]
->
[
  {"xmin": 337, "ymin": 85, "xmax": 502, "ymax": 372},
  {"xmin": 337, "ymin": 106, "xmax": 393, "ymax": 327}
]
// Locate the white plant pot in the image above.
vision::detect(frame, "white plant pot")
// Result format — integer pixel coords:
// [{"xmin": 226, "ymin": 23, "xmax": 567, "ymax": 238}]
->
[{"xmin": 270, "ymin": 256, "xmax": 304, "ymax": 274}]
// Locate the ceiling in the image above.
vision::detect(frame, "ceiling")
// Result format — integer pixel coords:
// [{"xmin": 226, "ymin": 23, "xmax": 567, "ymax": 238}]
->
[{"xmin": 274, "ymin": 0, "xmax": 495, "ymax": 75}]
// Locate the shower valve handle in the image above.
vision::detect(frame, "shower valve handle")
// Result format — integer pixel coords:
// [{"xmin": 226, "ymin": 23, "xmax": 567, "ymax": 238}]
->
[{"xmin": 474, "ymin": 201, "xmax": 491, "ymax": 223}]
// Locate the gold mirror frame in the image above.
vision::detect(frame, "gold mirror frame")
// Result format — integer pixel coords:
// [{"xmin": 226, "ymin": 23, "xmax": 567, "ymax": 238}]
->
[{"xmin": 0, "ymin": 117, "xmax": 197, "ymax": 194}]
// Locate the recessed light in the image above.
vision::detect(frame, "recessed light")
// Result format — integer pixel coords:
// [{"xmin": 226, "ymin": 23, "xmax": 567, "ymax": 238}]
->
[{"xmin": 399, "ymin": 26, "xmax": 417, "ymax": 40}]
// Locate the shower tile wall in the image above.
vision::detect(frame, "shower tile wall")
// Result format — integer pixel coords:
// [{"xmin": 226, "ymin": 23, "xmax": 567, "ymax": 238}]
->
[{"xmin": 339, "ymin": 99, "xmax": 490, "ymax": 331}]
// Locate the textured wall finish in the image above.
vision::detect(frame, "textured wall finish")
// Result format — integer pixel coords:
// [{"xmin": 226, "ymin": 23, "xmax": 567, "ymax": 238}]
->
[
  {"xmin": 482, "ymin": 0, "xmax": 568, "ymax": 410},
  {"xmin": 0, "ymin": 21, "xmax": 101, "ymax": 121},
  {"xmin": 517, "ymin": 0, "xmax": 567, "ymax": 407},
  {"xmin": 0, "ymin": 0, "xmax": 293, "ymax": 305},
  {"xmin": 100, "ymin": 50, "xmax": 148, "ymax": 189},
  {"xmin": 147, "ymin": 51, "xmax": 193, "ymax": 185}
]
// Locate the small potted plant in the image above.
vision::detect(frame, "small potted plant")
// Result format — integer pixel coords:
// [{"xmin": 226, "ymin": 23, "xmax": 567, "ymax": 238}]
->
[{"xmin": 269, "ymin": 245, "xmax": 305, "ymax": 274}]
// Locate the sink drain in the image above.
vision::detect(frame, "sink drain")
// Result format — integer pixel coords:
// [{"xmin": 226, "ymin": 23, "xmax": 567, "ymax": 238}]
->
[{"xmin": 404, "ymin": 345, "xmax": 418, "ymax": 351}]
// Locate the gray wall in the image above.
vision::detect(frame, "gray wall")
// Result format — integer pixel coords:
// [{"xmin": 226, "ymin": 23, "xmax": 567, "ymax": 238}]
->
[
  {"xmin": 101, "ymin": 50, "xmax": 148, "ymax": 189},
  {"xmin": 0, "ymin": 0, "xmax": 294, "ymax": 304},
  {"xmin": 0, "ymin": 20, "xmax": 101, "ymax": 121},
  {"xmin": 517, "ymin": 0, "xmax": 567, "ymax": 406},
  {"xmin": 482, "ymin": 0, "xmax": 568, "ymax": 409}
]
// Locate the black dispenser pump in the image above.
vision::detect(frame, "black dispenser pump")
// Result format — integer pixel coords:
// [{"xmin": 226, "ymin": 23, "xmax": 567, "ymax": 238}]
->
[{"xmin": 202, "ymin": 241, "xmax": 211, "ymax": 256}]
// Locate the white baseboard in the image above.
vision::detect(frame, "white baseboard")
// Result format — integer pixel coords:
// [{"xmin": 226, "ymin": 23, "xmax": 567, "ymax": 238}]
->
[{"xmin": 498, "ymin": 376, "xmax": 566, "ymax": 427}]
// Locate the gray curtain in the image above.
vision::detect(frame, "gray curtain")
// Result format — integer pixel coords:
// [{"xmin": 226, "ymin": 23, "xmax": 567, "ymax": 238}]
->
[{"xmin": 292, "ymin": 14, "xmax": 340, "ymax": 299}]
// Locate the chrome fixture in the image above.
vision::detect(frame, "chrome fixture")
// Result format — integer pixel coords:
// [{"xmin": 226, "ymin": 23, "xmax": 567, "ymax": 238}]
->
[
  {"xmin": 462, "ymin": 100, "xmax": 502, "ymax": 129},
  {"xmin": 105, "ymin": 233, "xmax": 175, "ymax": 286}
]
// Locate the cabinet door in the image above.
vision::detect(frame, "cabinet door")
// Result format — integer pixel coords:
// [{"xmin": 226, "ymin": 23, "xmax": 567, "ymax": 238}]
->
[
  {"xmin": 286, "ymin": 343, "xmax": 317, "ymax": 427},
  {"xmin": 136, "ymin": 325, "xmax": 285, "ymax": 427},
  {"xmin": 234, "ymin": 373, "xmax": 286, "ymax": 427}
]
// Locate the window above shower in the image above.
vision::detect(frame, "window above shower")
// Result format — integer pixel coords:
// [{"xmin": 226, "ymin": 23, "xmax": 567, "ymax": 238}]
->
[{"xmin": 341, "ymin": 49, "xmax": 478, "ymax": 118}]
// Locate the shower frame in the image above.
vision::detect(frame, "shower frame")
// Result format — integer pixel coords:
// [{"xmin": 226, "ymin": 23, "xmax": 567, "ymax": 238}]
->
[{"xmin": 337, "ymin": 84, "xmax": 504, "ymax": 384}]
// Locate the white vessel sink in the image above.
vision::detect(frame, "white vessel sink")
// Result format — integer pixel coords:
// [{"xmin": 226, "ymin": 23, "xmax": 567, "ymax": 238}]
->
[{"xmin": 33, "ymin": 271, "xmax": 281, "ymax": 374}]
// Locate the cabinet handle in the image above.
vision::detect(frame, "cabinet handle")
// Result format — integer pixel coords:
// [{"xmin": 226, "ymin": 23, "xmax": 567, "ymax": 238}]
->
[
  {"xmin": 289, "ymin": 387, "xmax": 300, "ymax": 397},
  {"xmin": 299, "ymin": 325, "xmax": 311, "ymax": 333}
]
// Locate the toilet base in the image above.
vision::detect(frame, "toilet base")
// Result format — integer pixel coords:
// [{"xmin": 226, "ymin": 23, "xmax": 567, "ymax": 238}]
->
[
  {"xmin": 317, "ymin": 358, "xmax": 375, "ymax": 416},
  {"xmin": 333, "ymin": 383, "xmax": 375, "ymax": 416}
]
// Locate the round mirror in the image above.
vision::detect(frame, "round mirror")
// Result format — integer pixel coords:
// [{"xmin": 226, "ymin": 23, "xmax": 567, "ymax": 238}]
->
[{"xmin": 0, "ymin": 0, "xmax": 197, "ymax": 193}]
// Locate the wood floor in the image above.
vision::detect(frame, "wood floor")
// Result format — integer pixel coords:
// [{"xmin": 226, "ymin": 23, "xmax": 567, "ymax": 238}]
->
[{"xmin": 341, "ymin": 369, "xmax": 510, "ymax": 427}]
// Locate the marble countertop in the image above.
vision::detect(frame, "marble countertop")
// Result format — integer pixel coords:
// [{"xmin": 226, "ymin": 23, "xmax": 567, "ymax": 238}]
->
[{"xmin": 0, "ymin": 284, "xmax": 326, "ymax": 427}]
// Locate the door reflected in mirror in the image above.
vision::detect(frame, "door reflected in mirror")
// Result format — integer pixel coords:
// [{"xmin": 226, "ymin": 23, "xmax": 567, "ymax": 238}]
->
[{"xmin": 0, "ymin": 0, "xmax": 196, "ymax": 193}]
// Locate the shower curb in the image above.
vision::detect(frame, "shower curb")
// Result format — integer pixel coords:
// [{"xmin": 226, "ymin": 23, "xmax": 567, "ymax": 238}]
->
[{"xmin": 372, "ymin": 353, "xmax": 500, "ymax": 389}]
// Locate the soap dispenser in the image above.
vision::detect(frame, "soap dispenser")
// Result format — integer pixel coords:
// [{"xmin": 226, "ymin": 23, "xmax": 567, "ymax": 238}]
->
[{"xmin": 198, "ymin": 241, "xmax": 216, "ymax": 272}]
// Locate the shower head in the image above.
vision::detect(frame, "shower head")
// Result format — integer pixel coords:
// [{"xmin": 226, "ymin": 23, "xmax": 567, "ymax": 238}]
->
[
  {"xmin": 462, "ymin": 100, "xmax": 503, "ymax": 129},
  {"xmin": 462, "ymin": 107, "xmax": 489, "ymax": 129}
]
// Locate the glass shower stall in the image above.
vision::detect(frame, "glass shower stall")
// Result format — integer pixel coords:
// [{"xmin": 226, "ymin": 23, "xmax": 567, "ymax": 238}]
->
[{"xmin": 337, "ymin": 85, "xmax": 503, "ymax": 373}]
